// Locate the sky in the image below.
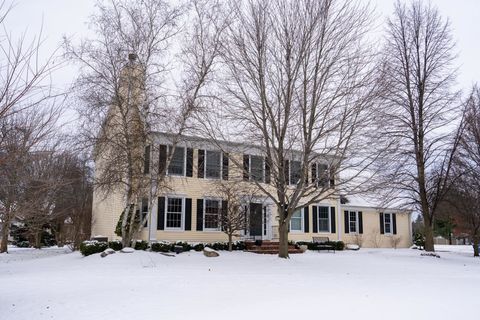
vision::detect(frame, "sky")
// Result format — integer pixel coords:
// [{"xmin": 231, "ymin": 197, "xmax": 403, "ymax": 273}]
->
[{"xmin": 4, "ymin": 0, "xmax": 480, "ymax": 103}]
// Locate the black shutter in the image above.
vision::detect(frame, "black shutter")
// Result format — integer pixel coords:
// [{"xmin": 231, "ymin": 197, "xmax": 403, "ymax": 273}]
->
[
  {"xmin": 358, "ymin": 211, "xmax": 363, "ymax": 234},
  {"xmin": 221, "ymin": 200, "xmax": 228, "ymax": 218},
  {"xmin": 284, "ymin": 160, "xmax": 290, "ymax": 185},
  {"xmin": 186, "ymin": 148, "xmax": 193, "ymax": 177},
  {"xmin": 196, "ymin": 199, "xmax": 204, "ymax": 231},
  {"xmin": 312, "ymin": 206, "xmax": 318, "ymax": 233},
  {"xmin": 185, "ymin": 198, "xmax": 192, "ymax": 230},
  {"xmin": 304, "ymin": 206, "xmax": 310, "ymax": 233},
  {"xmin": 265, "ymin": 158, "xmax": 271, "ymax": 184},
  {"xmin": 392, "ymin": 213, "xmax": 397, "ymax": 234},
  {"xmin": 143, "ymin": 145, "xmax": 150, "ymax": 174},
  {"xmin": 198, "ymin": 149, "xmax": 205, "ymax": 178},
  {"xmin": 222, "ymin": 153, "xmax": 229, "ymax": 180},
  {"xmin": 243, "ymin": 154, "xmax": 249, "ymax": 181},
  {"xmin": 330, "ymin": 207, "xmax": 336, "ymax": 233},
  {"xmin": 159, "ymin": 145, "xmax": 167, "ymax": 174},
  {"xmin": 344, "ymin": 210, "xmax": 349, "ymax": 234},
  {"xmin": 142, "ymin": 198, "xmax": 148, "ymax": 227},
  {"xmin": 380, "ymin": 212, "xmax": 384, "ymax": 234},
  {"xmin": 157, "ymin": 197, "xmax": 165, "ymax": 230},
  {"xmin": 329, "ymin": 167, "xmax": 335, "ymax": 188},
  {"xmin": 311, "ymin": 163, "xmax": 317, "ymax": 184}
]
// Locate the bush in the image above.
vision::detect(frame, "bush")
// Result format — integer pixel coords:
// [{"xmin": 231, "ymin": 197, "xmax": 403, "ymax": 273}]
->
[
  {"xmin": 413, "ymin": 232, "xmax": 425, "ymax": 249},
  {"xmin": 80, "ymin": 240, "xmax": 108, "ymax": 256},
  {"xmin": 133, "ymin": 240, "xmax": 149, "ymax": 251},
  {"xmin": 193, "ymin": 243, "xmax": 204, "ymax": 251},
  {"xmin": 108, "ymin": 240, "xmax": 123, "ymax": 251},
  {"xmin": 151, "ymin": 241, "xmax": 171, "ymax": 252},
  {"xmin": 295, "ymin": 240, "xmax": 345, "ymax": 251},
  {"xmin": 172, "ymin": 241, "xmax": 192, "ymax": 252},
  {"xmin": 16, "ymin": 240, "xmax": 30, "ymax": 248}
]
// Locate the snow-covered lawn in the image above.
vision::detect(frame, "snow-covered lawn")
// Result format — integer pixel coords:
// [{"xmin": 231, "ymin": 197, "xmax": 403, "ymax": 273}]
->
[{"xmin": 1, "ymin": 245, "xmax": 479, "ymax": 320}]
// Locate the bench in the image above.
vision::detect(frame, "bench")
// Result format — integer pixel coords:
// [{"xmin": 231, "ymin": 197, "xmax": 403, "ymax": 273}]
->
[{"xmin": 312, "ymin": 236, "xmax": 335, "ymax": 253}]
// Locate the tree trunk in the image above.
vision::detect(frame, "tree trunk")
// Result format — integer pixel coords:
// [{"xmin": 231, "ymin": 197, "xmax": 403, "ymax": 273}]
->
[
  {"xmin": 278, "ymin": 222, "xmax": 289, "ymax": 259},
  {"xmin": 228, "ymin": 234, "xmax": 233, "ymax": 252},
  {"xmin": 34, "ymin": 230, "xmax": 42, "ymax": 249},
  {"xmin": 423, "ymin": 215, "xmax": 435, "ymax": 252},
  {"xmin": 473, "ymin": 236, "xmax": 479, "ymax": 257},
  {"xmin": 0, "ymin": 223, "xmax": 9, "ymax": 253}
]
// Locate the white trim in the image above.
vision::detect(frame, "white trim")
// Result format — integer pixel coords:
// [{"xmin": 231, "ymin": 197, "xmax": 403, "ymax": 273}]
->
[
  {"xmin": 289, "ymin": 208, "xmax": 304, "ymax": 233},
  {"xmin": 203, "ymin": 197, "xmax": 222, "ymax": 232},
  {"xmin": 203, "ymin": 149, "xmax": 222, "ymax": 180},
  {"xmin": 164, "ymin": 196, "xmax": 185, "ymax": 231},
  {"xmin": 383, "ymin": 212, "xmax": 393, "ymax": 235},
  {"xmin": 317, "ymin": 205, "xmax": 331, "ymax": 233},
  {"xmin": 166, "ymin": 145, "xmax": 186, "ymax": 177}
]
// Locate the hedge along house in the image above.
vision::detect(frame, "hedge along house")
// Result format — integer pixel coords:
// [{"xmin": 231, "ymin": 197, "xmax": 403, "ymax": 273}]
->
[{"xmin": 92, "ymin": 131, "xmax": 413, "ymax": 248}]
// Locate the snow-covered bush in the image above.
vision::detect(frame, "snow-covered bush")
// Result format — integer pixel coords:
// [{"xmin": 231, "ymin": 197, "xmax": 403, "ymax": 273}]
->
[
  {"xmin": 133, "ymin": 240, "xmax": 149, "ymax": 251},
  {"xmin": 108, "ymin": 240, "xmax": 123, "ymax": 251},
  {"xmin": 151, "ymin": 241, "xmax": 171, "ymax": 252},
  {"xmin": 80, "ymin": 241, "xmax": 108, "ymax": 256}
]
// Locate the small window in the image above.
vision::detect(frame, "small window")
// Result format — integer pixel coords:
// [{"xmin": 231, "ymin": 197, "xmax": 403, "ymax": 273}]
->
[
  {"xmin": 168, "ymin": 147, "xmax": 185, "ymax": 176},
  {"xmin": 141, "ymin": 198, "xmax": 148, "ymax": 227},
  {"xmin": 205, "ymin": 150, "xmax": 221, "ymax": 179},
  {"xmin": 384, "ymin": 213, "xmax": 392, "ymax": 234},
  {"xmin": 349, "ymin": 211, "xmax": 357, "ymax": 233},
  {"xmin": 204, "ymin": 199, "xmax": 221, "ymax": 230},
  {"xmin": 317, "ymin": 164, "xmax": 329, "ymax": 188},
  {"xmin": 318, "ymin": 206, "xmax": 330, "ymax": 232},
  {"xmin": 250, "ymin": 155, "xmax": 264, "ymax": 182},
  {"xmin": 166, "ymin": 197, "xmax": 183, "ymax": 229},
  {"xmin": 290, "ymin": 210, "xmax": 303, "ymax": 232},
  {"xmin": 290, "ymin": 161, "xmax": 301, "ymax": 185}
]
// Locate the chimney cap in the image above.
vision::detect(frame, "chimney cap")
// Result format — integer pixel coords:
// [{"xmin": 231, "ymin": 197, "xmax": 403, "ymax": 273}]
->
[{"xmin": 128, "ymin": 53, "xmax": 137, "ymax": 61}]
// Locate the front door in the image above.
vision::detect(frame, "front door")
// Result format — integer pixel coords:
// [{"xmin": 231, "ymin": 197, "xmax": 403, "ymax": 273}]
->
[{"xmin": 249, "ymin": 203, "xmax": 263, "ymax": 237}]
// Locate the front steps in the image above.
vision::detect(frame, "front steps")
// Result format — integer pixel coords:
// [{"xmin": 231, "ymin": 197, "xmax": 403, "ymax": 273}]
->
[{"xmin": 245, "ymin": 241, "xmax": 304, "ymax": 254}]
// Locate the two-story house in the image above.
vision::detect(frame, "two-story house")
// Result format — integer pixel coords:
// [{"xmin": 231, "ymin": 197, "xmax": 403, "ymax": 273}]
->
[{"xmin": 92, "ymin": 132, "xmax": 412, "ymax": 248}]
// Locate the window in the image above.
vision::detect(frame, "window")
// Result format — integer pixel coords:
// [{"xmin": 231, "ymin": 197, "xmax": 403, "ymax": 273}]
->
[
  {"xmin": 205, "ymin": 150, "xmax": 221, "ymax": 179},
  {"xmin": 141, "ymin": 198, "xmax": 148, "ymax": 227},
  {"xmin": 317, "ymin": 163, "xmax": 329, "ymax": 188},
  {"xmin": 143, "ymin": 146, "xmax": 150, "ymax": 174},
  {"xmin": 349, "ymin": 211, "xmax": 357, "ymax": 233},
  {"xmin": 290, "ymin": 161, "xmax": 301, "ymax": 185},
  {"xmin": 250, "ymin": 155, "xmax": 264, "ymax": 182},
  {"xmin": 166, "ymin": 197, "xmax": 183, "ymax": 229},
  {"xmin": 168, "ymin": 147, "xmax": 185, "ymax": 176},
  {"xmin": 290, "ymin": 209, "xmax": 303, "ymax": 232},
  {"xmin": 318, "ymin": 206, "xmax": 330, "ymax": 232},
  {"xmin": 384, "ymin": 213, "xmax": 392, "ymax": 234},
  {"xmin": 204, "ymin": 199, "xmax": 221, "ymax": 230}
]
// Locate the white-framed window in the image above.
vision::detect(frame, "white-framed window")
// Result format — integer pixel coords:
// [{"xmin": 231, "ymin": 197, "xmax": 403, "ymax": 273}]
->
[
  {"xmin": 318, "ymin": 206, "xmax": 330, "ymax": 233},
  {"xmin": 167, "ymin": 146, "xmax": 185, "ymax": 176},
  {"xmin": 290, "ymin": 209, "xmax": 303, "ymax": 232},
  {"xmin": 316, "ymin": 163, "xmax": 329, "ymax": 188},
  {"xmin": 349, "ymin": 211, "xmax": 358, "ymax": 233},
  {"xmin": 204, "ymin": 199, "xmax": 221, "ymax": 231},
  {"xmin": 384, "ymin": 213, "xmax": 392, "ymax": 234},
  {"xmin": 165, "ymin": 197, "xmax": 184, "ymax": 230},
  {"xmin": 250, "ymin": 155, "xmax": 264, "ymax": 182},
  {"xmin": 205, "ymin": 150, "xmax": 222, "ymax": 179},
  {"xmin": 141, "ymin": 198, "xmax": 148, "ymax": 228},
  {"xmin": 290, "ymin": 160, "xmax": 301, "ymax": 185}
]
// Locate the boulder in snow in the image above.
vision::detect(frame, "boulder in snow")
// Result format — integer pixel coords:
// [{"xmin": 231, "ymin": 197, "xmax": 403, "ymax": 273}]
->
[
  {"xmin": 203, "ymin": 247, "xmax": 219, "ymax": 257},
  {"xmin": 121, "ymin": 247, "xmax": 135, "ymax": 253},
  {"xmin": 104, "ymin": 248, "xmax": 115, "ymax": 255},
  {"xmin": 298, "ymin": 245, "xmax": 308, "ymax": 253},
  {"xmin": 346, "ymin": 244, "xmax": 360, "ymax": 250}
]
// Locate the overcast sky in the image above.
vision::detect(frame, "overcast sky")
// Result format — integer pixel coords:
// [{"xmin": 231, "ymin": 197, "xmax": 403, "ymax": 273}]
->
[{"xmin": 5, "ymin": 0, "xmax": 480, "ymax": 94}]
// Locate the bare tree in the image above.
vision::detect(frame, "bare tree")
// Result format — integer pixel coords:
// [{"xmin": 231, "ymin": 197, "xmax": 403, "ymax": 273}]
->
[
  {"xmin": 213, "ymin": 180, "xmax": 260, "ymax": 251},
  {"xmin": 0, "ymin": 107, "xmax": 59, "ymax": 252},
  {"xmin": 444, "ymin": 86, "xmax": 480, "ymax": 257},
  {"xmin": 196, "ymin": 0, "xmax": 378, "ymax": 258},
  {"xmin": 0, "ymin": 1, "xmax": 61, "ymax": 120},
  {"xmin": 375, "ymin": 0, "xmax": 460, "ymax": 252},
  {"xmin": 64, "ymin": 0, "xmax": 226, "ymax": 247}
]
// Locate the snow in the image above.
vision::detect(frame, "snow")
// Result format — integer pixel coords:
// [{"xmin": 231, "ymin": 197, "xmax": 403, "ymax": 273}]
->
[{"xmin": 1, "ymin": 245, "xmax": 479, "ymax": 320}]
